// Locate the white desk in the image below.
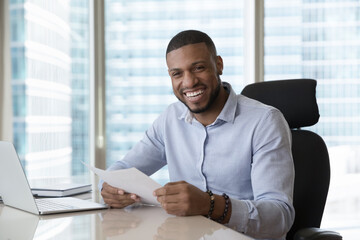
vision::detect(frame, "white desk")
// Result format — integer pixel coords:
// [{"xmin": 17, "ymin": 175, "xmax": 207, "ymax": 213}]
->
[{"xmin": 0, "ymin": 202, "xmax": 253, "ymax": 240}]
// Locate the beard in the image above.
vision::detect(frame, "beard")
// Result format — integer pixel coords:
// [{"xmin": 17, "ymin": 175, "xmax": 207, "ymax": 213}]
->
[{"xmin": 177, "ymin": 76, "xmax": 222, "ymax": 114}]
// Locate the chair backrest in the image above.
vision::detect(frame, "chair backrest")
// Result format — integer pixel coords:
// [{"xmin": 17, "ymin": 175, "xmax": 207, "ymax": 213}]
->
[{"xmin": 241, "ymin": 79, "xmax": 330, "ymax": 240}]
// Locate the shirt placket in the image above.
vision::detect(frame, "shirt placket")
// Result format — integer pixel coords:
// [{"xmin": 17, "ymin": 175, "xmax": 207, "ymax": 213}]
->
[
  {"xmin": 200, "ymin": 120, "xmax": 222, "ymax": 191},
  {"xmin": 193, "ymin": 121, "xmax": 209, "ymax": 191}
]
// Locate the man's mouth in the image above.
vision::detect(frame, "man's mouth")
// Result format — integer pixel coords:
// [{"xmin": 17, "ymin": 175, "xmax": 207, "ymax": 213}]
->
[{"xmin": 184, "ymin": 89, "xmax": 204, "ymax": 98}]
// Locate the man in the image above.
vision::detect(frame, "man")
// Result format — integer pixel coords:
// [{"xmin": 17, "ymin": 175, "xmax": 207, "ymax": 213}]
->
[{"xmin": 100, "ymin": 30, "xmax": 295, "ymax": 239}]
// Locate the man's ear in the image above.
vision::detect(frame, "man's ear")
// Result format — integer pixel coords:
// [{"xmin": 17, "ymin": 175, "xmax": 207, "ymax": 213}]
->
[{"xmin": 216, "ymin": 56, "xmax": 224, "ymax": 75}]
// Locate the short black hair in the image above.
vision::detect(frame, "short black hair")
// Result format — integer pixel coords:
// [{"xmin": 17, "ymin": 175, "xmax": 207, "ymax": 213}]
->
[{"xmin": 166, "ymin": 30, "xmax": 217, "ymax": 58}]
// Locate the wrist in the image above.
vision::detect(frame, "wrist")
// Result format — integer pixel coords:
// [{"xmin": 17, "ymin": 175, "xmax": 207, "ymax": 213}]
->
[
  {"xmin": 206, "ymin": 190, "xmax": 215, "ymax": 218},
  {"xmin": 206, "ymin": 192, "xmax": 232, "ymax": 224}
]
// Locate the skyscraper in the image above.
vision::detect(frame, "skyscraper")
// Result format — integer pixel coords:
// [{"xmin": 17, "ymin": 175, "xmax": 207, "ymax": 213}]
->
[
  {"xmin": 264, "ymin": 0, "xmax": 360, "ymax": 158},
  {"xmin": 10, "ymin": 0, "xmax": 73, "ymax": 179}
]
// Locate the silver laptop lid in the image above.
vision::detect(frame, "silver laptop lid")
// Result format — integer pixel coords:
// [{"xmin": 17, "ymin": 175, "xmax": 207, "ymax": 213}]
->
[{"xmin": 0, "ymin": 141, "xmax": 39, "ymax": 214}]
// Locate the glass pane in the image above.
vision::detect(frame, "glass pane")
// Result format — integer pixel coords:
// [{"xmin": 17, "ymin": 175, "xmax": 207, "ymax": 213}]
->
[
  {"xmin": 105, "ymin": 0, "xmax": 244, "ymax": 185},
  {"xmin": 264, "ymin": 0, "xmax": 360, "ymax": 238},
  {"xmin": 9, "ymin": 0, "xmax": 90, "ymax": 183}
]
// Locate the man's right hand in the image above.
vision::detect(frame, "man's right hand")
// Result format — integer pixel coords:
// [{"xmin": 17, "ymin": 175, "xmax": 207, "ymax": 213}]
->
[{"xmin": 101, "ymin": 182, "xmax": 140, "ymax": 208}]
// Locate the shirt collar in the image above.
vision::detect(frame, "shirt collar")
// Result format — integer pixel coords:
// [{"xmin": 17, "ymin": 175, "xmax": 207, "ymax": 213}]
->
[
  {"xmin": 178, "ymin": 82, "xmax": 237, "ymax": 124},
  {"xmin": 216, "ymin": 82, "xmax": 237, "ymax": 124}
]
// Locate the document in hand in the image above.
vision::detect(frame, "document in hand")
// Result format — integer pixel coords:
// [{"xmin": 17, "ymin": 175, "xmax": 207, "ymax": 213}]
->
[{"xmin": 89, "ymin": 165, "xmax": 161, "ymax": 206}]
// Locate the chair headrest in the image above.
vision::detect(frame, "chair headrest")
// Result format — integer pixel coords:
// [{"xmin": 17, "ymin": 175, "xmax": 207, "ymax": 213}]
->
[{"xmin": 241, "ymin": 79, "xmax": 320, "ymax": 129}]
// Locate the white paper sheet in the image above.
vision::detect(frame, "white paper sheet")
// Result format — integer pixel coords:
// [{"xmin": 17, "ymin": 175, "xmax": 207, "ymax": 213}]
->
[{"xmin": 88, "ymin": 165, "xmax": 161, "ymax": 206}]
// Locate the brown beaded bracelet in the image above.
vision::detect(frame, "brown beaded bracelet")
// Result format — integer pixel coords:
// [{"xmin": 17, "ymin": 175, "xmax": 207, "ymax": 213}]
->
[
  {"xmin": 206, "ymin": 190, "xmax": 215, "ymax": 218},
  {"xmin": 215, "ymin": 193, "xmax": 230, "ymax": 223}
]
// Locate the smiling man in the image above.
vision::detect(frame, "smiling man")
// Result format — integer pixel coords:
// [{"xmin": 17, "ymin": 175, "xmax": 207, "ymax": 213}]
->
[
  {"xmin": 99, "ymin": 30, "xmax": 295, "ymax": 240},
  {"xmin": 167, "ymin": 41, "xmax": 227, "ymax": 126}
]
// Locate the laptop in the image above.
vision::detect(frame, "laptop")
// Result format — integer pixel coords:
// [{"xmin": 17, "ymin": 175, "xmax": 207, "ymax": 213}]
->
[{"xmin": 0, "ymin": 141, "xmax": 108, "ymax": 215}]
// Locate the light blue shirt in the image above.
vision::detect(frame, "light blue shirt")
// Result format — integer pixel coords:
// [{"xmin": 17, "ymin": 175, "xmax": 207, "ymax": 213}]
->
[{"xmin": 103, "ymin": 82, "xmax": 295, "ymax": 240}]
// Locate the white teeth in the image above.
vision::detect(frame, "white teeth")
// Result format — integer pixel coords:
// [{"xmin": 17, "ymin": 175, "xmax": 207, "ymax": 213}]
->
[{"xmin": 186, "ymin": 90, "xmax": 204, "ymax": 97}]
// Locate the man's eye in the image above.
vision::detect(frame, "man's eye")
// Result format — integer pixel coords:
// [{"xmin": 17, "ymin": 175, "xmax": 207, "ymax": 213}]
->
[
  {"xmin": 194, "ymin": 66, "xmax": 205, "ymax": 71},
  {"xmin": 172, "ymin": 72, "xmax": 181, "ymax": 77}
]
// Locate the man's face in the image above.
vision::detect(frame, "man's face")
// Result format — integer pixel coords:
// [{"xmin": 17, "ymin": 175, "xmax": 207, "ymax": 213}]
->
[{"xmin": 166, "ymin": 43, "xmax": 223, "ymax": 114}]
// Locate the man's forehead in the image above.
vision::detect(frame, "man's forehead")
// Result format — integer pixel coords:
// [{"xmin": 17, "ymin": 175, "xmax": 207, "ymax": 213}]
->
[{"xmin": 166, "ymin": 42, "xmax": 209, "ymax": 58}]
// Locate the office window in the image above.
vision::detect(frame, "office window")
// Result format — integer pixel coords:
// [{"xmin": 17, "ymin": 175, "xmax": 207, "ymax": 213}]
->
[
  {"xmin": 104, "ymin": 0, "xmax": 245, "ymax": 185},
  {"xmin": 264, "ymin": 0, "xmax": 360, "ymax": 238},
  {"xmin": 6, "ymin": 0, "xmax": 359, "ymax": 238},
  {"xmin": 9, "ymin": 0, "xmax": 90, "ymax": 181}
]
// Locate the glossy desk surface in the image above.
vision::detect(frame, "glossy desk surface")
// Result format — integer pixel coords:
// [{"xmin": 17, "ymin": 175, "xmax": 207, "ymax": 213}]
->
[{"xmin": 0, "ymin": 202, "xmax": 253, "ymax": 240}]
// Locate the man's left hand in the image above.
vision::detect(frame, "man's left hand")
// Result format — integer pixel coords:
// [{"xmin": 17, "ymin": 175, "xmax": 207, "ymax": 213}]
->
[{"xmin": 153, "ymin": 181, "xmax": 209, "ymax": 216}]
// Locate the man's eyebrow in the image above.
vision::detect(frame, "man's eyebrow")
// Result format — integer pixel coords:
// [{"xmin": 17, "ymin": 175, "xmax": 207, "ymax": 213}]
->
[
  {"xmin": 168, "ymin": 61, "xmax": 206, "ymax": 72},
  {"xmin": 168, "ymin": 67, "xmax": 181, "ymax": 72},
  {"xmin": 192, "ymin": 60, "xmax": 206, "ymax": 66}
]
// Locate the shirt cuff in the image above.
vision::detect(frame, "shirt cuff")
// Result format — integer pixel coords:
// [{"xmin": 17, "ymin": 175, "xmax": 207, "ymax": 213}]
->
[{"xmin": 227, "ymin": 198, "xmax": 250, "ymax": 233}]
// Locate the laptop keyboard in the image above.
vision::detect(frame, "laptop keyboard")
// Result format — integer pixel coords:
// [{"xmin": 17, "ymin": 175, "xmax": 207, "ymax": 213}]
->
[{"xmin": 35, "ymin": 198, "xmax": 76, "ymax": 211}]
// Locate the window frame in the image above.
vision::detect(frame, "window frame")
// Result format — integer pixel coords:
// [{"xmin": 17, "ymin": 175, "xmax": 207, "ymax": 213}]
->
[{"xmin": 89, "ymin": 0, "xmax": 106, "ymax": 198}]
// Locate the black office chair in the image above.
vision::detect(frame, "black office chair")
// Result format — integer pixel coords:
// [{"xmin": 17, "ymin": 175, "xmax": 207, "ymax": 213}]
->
[{"xmin": 241, "ymin": 79, "xmax": 342, "ymax": 240}]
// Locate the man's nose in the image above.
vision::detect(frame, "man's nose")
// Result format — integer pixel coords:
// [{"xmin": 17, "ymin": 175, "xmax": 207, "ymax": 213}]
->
[{"xmin": 182, "ymin": 71, "xmax": 198, "ymax": 88}]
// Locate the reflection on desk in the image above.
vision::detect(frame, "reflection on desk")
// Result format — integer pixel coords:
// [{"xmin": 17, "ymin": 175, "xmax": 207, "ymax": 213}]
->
[{"xmin": 0, "ymin": 204, "xmax": 254, "ymax": 240}]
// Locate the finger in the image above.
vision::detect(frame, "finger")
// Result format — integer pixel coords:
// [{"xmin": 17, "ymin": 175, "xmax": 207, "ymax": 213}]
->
[
  {"xmin": 130, "ymin": 194, "xmax": 141, "ymax": 202},
  {"xmin": 157, "ymin": 193, "xmax": 179, "ymax": 204},
  {"xmin": 153, "ymin": 181, "xmax": 185, "ymax": 196},
  {"xmin": 101, "ymin": 183, "xmax": 139, "ymax": 201},
  {"xmin": 104, "ymin": 194, "xmax": 139, "ymax": 204},
  {"xmin": 102, "ymin": 192, "xmax": 139, "ymax": 208},
  {"xmin": 101, "ymin": 190, "xmax": 123, "ymax": 200},
  {"xmin": 103, "ymin": 184, "xmax": 124, "ymax": 195},
  {"xmin": 161, "ymin": 202, "xmax": 187, "ymax": 216},
  {"xmin": 107, "ymin": 203, "xmax": 131, "ymax": 208},
  {"xmin": 104, "ymin": 198, "xmax": 135, "ymax": 208},
  {"xmin": 103, "ymin": 196, "xmax": 134, "ymax": 204},
  {"xmin": 154, "ymin": 184, "xmax": 184, "ymax": 197},
  {"xmin": 102, "ymin": 182, "xmax": 125, "ymax": 195},
  {"xmin": 102, "ymin": 191, "xmax": 138, "ymax": 202},
  {"xmin": 101, "ymin": 192, "xmax": 134, "ymax": 204}
]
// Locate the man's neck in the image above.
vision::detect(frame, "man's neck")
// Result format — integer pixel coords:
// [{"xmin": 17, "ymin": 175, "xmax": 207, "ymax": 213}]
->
[{"xmin": 194, "ymin": 86, "xmax": 229, "ymax": 126}]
